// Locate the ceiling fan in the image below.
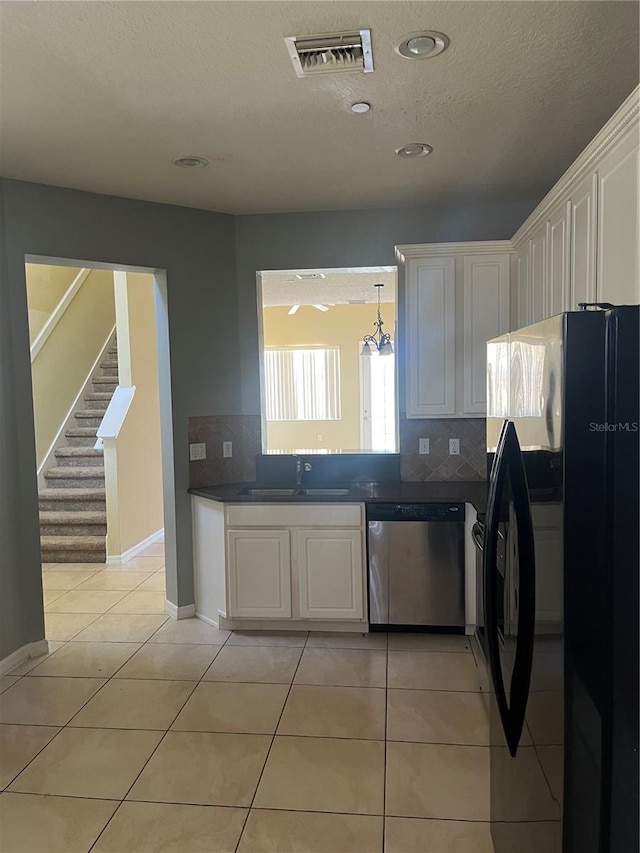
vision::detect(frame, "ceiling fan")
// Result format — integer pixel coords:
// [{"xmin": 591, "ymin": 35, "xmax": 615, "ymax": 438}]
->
[{"xmin": 287, "ymin": 304, "xmax": 333, "ymax": 315}]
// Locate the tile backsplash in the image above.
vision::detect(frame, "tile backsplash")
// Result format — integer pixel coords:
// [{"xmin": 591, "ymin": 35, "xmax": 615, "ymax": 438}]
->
[
  {"xmin": 189, "ymin": 413, "xmax": 486, "ymax": 488},
  {"xmin": 399, "ymin": 415, "xmax": 486, "ymax": 482},
  {"xmin": 188, "ymin": 415, "xmax": 262, "ymax": 488}
]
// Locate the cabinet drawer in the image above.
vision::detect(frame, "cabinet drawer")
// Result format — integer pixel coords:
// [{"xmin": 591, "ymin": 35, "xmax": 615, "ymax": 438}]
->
[{"xmin": 226, "ymin": 503, "xmax": 362, "ymax": 528}]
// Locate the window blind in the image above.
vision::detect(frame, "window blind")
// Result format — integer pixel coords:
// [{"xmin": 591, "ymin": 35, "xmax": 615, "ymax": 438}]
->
[{"xmin": 264, "ymin": 347, "xmax": 341, "ymax": 421}]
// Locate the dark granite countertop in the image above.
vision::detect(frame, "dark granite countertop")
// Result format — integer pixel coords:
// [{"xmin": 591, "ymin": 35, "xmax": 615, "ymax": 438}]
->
[{"xmin": 189, "ymin": 480, "xmax": 487, "ymax": 514}]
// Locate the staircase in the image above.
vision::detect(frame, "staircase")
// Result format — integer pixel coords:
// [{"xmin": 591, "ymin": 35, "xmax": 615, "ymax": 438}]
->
[{"xmin": 39, "ymin": 339, "xmax": 119, "ymax": 563}]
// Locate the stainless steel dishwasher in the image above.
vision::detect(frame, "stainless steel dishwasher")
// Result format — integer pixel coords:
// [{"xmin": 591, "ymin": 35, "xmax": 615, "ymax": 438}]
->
[{"xmin": 368, "ymin": 503, "xmax": 465, "ymax": 628}]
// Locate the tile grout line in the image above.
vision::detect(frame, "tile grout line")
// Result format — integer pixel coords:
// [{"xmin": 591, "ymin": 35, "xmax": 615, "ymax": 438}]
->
[
  {"xmin": 3, "ymin": 553, "xmax": 171, "ymax": 804},
  {"xmin": 2, "ymin": 555, "xmax": 165, "ymax": 792},
  {"xmin": 85, "ymin": 610, "xmax": 231, "ymax": 852},
  {"xmin": 232, "ymin": 632, "xmax": 309, "ymax": 853},
  {"xmin": 3, "ymin": 788, "xmax": 500, "ymax": 823},
  {"xmin": 382, "ymin": 631, "xmax": 389, "ymax": 850}
]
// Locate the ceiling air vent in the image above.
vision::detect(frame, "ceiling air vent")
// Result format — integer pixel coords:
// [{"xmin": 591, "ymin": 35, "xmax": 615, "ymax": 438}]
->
[{"xmin": 284, "ymin": 30, "xmax": 374, "ymax": 78}]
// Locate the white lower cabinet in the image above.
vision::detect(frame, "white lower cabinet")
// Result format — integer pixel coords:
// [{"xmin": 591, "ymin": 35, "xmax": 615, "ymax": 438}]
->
[
  {"xmin": 297, "ymin": 529, "xmax": 364, "ymax": 620},
  {"xmin": 227, "ymin": 529, "xmax": 291, "ymax": 618},
  {"xmin": 223, "ymin": 504, "xmax": 366, "ymax": 625}
]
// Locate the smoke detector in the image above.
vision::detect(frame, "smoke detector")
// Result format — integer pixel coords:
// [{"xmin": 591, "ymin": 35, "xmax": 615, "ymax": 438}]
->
[{"xmin": 285, "ymin": 30, "xmax": 374, "ymax": 78}]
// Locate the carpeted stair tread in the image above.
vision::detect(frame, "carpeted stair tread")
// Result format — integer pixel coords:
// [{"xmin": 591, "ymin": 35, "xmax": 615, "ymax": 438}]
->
[
  {"xmin": 38, "ymin": 333, "xmax": 117, "ymax": 560},
  {"xmin": 40, "ymin": 511, "xmax": 106, "ymax": 525},
  {"xmin": 41, "ymin": 535, "xmax": 106, "ymax": 551},
  {"xmin": 84, "ymin": 392, "xmax": 113, "ymax": 401},
  {"xmin": 74, "ymin": 409, "xmax": 107, "ymax": 418},
  {"xmin": 44, "ymin": 466, "xmax": 105, "ymax": 479},
  {"xmin": 55, "ymin": 447, "xmax": 103, "ymax": 457},
  {"xmin": 39, "ymin": 488, "xmax": 105, "ymax": 501}
]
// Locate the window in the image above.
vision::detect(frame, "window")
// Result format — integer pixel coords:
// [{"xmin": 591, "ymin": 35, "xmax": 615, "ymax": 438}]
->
[{"xmin": 264, "ymin": 347, "xmax": 341, "ymax": 421}]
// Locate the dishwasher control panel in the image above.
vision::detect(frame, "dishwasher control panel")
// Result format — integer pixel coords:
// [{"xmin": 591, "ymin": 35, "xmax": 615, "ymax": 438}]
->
[{"xmin": 367, "ymin": 502, "xmax": 465, "ymax": 523}]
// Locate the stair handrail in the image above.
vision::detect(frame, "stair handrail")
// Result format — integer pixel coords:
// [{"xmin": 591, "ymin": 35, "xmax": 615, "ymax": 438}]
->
[
  {"xmin": 30, "ymin": 268, "xmax": 92, "ymax": 362},
  {"xmin": 95, "ymin": 385, "xmax": 136, "ymax": 447}
]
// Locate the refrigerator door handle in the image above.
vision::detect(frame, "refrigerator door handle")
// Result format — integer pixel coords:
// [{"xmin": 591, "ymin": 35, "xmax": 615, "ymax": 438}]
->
[
  {"xmin": 507, "ymin": 426, "xmax": 536, "ymax": 757},
  {"xmin": 484, "ymin": 420, "xmax": 536, "ymax": 757}
]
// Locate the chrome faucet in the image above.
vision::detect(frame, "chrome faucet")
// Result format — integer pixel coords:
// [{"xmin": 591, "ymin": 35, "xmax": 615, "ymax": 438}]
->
[{"xmin": 295, "ymin": 457, "xmax": 313, "ymax": 486}]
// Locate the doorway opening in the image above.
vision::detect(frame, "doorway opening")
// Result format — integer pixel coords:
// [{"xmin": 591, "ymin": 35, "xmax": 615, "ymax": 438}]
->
[
  {"xmin": 25, "ymin": 258, "xmax": 174, "ymax": 634},
  {"xmin": 257, "ymin": 266, "xmax": 398, "ymax": 454}
]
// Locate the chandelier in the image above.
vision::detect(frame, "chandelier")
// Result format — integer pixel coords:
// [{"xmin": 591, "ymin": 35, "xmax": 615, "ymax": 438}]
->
[{"xmin": 362, "ymin": 283, "xmax": 393, "ymax": 356}]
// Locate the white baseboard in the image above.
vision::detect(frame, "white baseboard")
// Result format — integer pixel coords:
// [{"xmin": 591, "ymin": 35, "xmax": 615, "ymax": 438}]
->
[
  {"xmin": 165, "ymin": 601, "xmax": 196, "ymax": 620},
  {"xmin": 195, "ymin": 611, "xmax": 220, "ymax": 628},
  {"xmin": 0, "ymin": 639, "xmax": 50, "ymax": 676},
  {"xmin": 107, "ymin": 527, "xmax": 164, "ymax": 565},
  {"xmin": 217, "ymin": 615, "xmax": 369, "ymax": 632}
]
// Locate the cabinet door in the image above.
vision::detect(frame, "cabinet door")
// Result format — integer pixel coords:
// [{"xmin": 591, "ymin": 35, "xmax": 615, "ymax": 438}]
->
[
  {"xmin": 462, "ymin": 254, "xmax": 510, "ymax": 414},
  {"xmin": 297, "ymin": 529, "xmax": 364, "ymax": 620},
  {"xmin": 406, "ymin": 256, "xmax": 456, "ymax": 417},
  {"xmin": 227, "ymin": 529, "xmax": 291, "ymax": 618},
  {"xmin": 596, "ymin": 128, "xmax": 640, "ymax": 305},
  {"xmin": 570, "ymin": 174, "xmax": 597, "ymax": 309},
  {"xmin": 546, "ymin": 202, "xmax": 571, "ymax": 317},
  {"xmin": 515, "ymin": 243, "xmax": 531, "ymax": 329},
  {"xmin": 530, "ymin": 229, "xmax": 547, "ymax": 321}
]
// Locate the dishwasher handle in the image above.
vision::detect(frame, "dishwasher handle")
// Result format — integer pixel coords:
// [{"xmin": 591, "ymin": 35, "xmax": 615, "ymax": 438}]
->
[{"xmin": 367, "ymin": 502, "xmax": 465, "ymax": 522}]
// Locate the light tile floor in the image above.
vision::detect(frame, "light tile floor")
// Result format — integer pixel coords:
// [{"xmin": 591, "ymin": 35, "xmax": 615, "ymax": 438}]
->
[{"xmin": 0, "ymin": 544, "xmax": 494, "ymax": 852}]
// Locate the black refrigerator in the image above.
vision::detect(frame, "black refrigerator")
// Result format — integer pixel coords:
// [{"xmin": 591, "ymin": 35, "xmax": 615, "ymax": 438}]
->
[{"xmin": 483, "ymin": 305, "xmax": 639, "ymax": 853}]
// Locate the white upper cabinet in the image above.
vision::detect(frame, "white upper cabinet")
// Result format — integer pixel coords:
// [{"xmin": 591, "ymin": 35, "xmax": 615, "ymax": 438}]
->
[
  {"xmin": 546, "ymin": 202, "xmax": 571, "ymax": 316},
  {"xmin": 529, "ymin": 228, "xmax": 547, "ymax": 323},
  {"xmin": 405, "ymin": 255, "xmax": 456, "ymax": 417},
  {"xmin": 570, "ymin": 174, "xmax": 597, "ymax": 309},
  {"xmin": 463, "ymin": 254, "xmax": 510, "ymax": 414},
  {"xmin": 512, "ymin": 87, "xmax": 638, "ymax": 321},
  {"xmin": 596, "ymin": 126, "xmax": 639, "ymax": 305},
  {"xmin": 515, "ymin": 243, "xmax": 530, "ymax": 329},
  {"xmin": 400, "ymin": 244, "xmax": 512, "ymax": 419},
  {"xmin": 399, "ymin": 90, "xmax": 637, "ymax": 417}
]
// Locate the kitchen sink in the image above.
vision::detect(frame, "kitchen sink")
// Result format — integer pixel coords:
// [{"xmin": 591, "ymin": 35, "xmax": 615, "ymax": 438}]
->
[
  {"xmin": 299, "ymin": 488, "xmax": 352, "ymax": 496},
  {"xmin": 242, "ymin": 488, "xmax": 298, "ymax": 496}
]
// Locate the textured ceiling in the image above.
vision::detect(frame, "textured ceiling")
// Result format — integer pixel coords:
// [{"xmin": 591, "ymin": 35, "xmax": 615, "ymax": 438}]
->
[
  {"xmin": 261, "ymin": 268, "xmax": 397, "ymax": 305},
  {"xmin": 0, "ymin": 1, "xmax": 638, "ymax": 214}
]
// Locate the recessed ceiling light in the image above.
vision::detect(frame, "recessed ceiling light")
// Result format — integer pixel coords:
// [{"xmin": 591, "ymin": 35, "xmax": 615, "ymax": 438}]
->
[
  {"xmin": 396, "ymin": 31, "xmax": 449, "ymax": 60},
  {"xmin": 395, "ymin": 143, "xmax": 433, "ymax": 158},
  {"xmin": 351, "ymin": 102, "xmax": 371, "ymax": 114},
  {"xmin": 171, "ymin": 155, "xmax": 209, "ymax": 169}
]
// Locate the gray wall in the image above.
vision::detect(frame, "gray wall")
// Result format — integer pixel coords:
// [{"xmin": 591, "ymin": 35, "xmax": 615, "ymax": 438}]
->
[
  {"xmin": 0, "ymin": 178, "xmax": 539, "ymax": 661},
  {"xmin": 235, "ymin": 198, "xmax": 539, "ymax": 414},
  {"xmin": 0, "ymin": 178, "xmax": 237, "ymax": 658},
  {"xmin": 0, "ymin": 181, "xmax": 47, "ymax": 658}
]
